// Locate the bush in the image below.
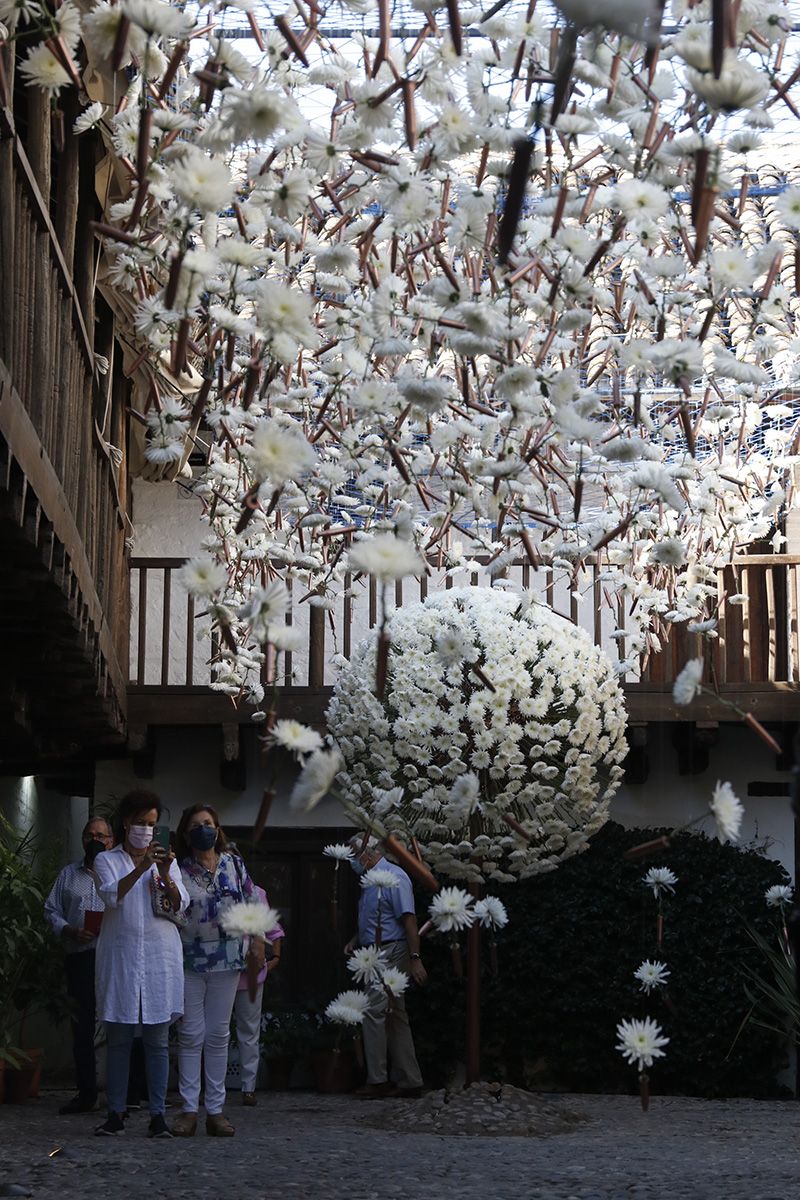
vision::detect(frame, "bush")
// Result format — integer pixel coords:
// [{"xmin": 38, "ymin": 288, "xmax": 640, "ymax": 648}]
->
[{"xmin": 407, "ymin": 822, "xmax": 791, "ymax": 1097}]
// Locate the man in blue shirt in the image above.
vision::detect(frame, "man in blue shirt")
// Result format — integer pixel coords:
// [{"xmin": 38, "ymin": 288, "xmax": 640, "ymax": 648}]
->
[
  {"xmin": 346, "ymin": 836, "xmax": 426, "ymax": 1098},
  {"xmin": 44, "ymin": 817, "xmax": 112, "ymax": 1114}
]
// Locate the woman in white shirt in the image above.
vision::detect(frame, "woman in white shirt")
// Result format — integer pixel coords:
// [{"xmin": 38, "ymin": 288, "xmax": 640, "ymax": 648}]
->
[{"xmin": 93, "ymin": 791, "xmax": 189, "ymax": 1139}]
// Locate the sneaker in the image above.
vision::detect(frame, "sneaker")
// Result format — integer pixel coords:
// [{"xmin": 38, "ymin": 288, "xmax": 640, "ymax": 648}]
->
[
  {"xmin": 60, "ymin": 1094, "xmax": 99, "ymax": 1115},
  {"xmin": 241, "ymin": 1092, "xmax": 257, "ymax": 1108},
  {"xmin": 148, "ymin": 1114, "xmax": 174, "ymax": 1139},
  {"xmin": 95, "ymin": 1113, "xmax": 126, "ymax": 1136}
]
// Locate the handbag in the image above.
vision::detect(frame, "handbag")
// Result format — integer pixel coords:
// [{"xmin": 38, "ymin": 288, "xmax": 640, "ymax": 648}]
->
[{"xmin": 149, "ymin": 870, "xmax": 186, "ymax": 929}]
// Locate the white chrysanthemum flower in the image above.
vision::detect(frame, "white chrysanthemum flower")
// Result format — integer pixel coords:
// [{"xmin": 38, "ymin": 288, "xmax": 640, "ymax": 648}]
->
[
  {"xmin": 268, "ymin": 719, "xmax": 323, "ymax": 756},
  {"xmin": 773, "ymin": 186, "xmax": 800, "ymax": 231},
  {"xmin": 323, "ymin": 843, "xmax": 355, "ymax": 862},
  {"xmin": 765, "ymin": 884, "xmax": 793, "ymax": 909},
  {"xmin": 349, "ymin": 534, "xmax": 423, "ymax": 583},
  {"xmin": 361, "ymin": 867, "xmax": 401, "ymax": 890},
  {"xmin": 289, "ymin": 748, "xmax": 343, "ymax": 813},
  {"xmin": 434, "ymin": 627, "xmax": 479, "ymax": 665},
  {"xmin": 616, "ymin": 1016, "xmax": 669, "ymax": 1072},
  {"xmin": 19, "ymin": 44, "xmax": 70, "ymax": 94},
  {"xmin": 247, "ymin": 418, "xmax": 316, "ymax": 487},
  {"xmin": 709, "ymin": 780, "xmax": 743, "ymax": 844},
  {"xmin": 325, "ymin": 990, "xmax": 369, "ymax": 1025},
  {"xmin": 672, "ymin": 658, "xmax": 704, "ymax": 706},
  {"xmin": 634, "ymin": 960, "xmax": 670, "ymax": 994},
  {"xmin": 239, "ymin": 579, "xmax": 289, "ymax": 641},
  {"xmin": 473, "ymin": 896, "xmax": 509, "ymax": 931},
  {"xmin": 687, "ymin": 57, "xmax": 769, "ymax": 113},
  {"xmin": 121, "ymin": 0, "xmax": 193, "ymax": 37},
  {"xmin": 609, "ymin": 179, "xmax": 669, "ymax": 225},
  {"xmin": 254, "ymin": 280, "xmax": 319, "ymax": 360},
  {"xmin": 381, "ymin": 967, "xmax": 410, "ymax": 997},
  {"xmin": 650, "ymin": 539, "xmax": 686, "ymax": 568},
  {"xmin": 74, "ymin": 101, "xmax": 107, "ymax": 136},
  {"xmin": 643, "ymin": 867, "xmax": 677, "ymax": 899},
  {"xmin": 219, "ymin": 901, "xmax": 281, "ymax": 937},
  {"xmin": 429, "ymin": 887, "xmax": 476, "ymax": 933},
  {"xmin": 176, "ymin": 555, "xmax": 228, "ymax": 599},
  {"xmin": 347, "ymin": 944, "xmax": 387, "ymax": 984},
  {"xmin": 170, "ymin": 147, "xmax": 234, "ymax": 214}
]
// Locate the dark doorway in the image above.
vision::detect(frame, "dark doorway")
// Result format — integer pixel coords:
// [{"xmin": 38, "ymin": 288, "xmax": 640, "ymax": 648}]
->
[{"xmin": 227, "ymin": 827, "xmax": 360, "ymax": 1009}]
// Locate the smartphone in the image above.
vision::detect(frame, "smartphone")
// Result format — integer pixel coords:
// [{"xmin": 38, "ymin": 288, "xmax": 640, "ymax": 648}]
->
[{"xmin": 153, "ymin": 825, "xmax": 171, "ymax": 851}]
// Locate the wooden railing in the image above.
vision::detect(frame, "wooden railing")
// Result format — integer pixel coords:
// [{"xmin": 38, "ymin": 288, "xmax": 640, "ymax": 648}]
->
[
  {"xmin": 0, "ymin": 95, "xmax": 129, "ymax": 734},
  {"xmin": 128, "ymin": 555, "xmax": 800, "ymax": 722}
]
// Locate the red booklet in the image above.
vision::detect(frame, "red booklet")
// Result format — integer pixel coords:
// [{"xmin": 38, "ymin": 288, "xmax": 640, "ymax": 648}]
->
[{"xmin": 83, "ymin": 910, "xmax": 103, "ymax": 936}]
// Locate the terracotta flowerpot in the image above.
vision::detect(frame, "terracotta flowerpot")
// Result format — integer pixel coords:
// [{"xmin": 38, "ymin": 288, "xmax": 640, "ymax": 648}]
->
[
  {"xmin": 5, "ymin": 1049, "xmax": 43, "ymax": 1103},
  {"xmin": 312, "ymin": 1049, "xmax": 356, "ymax": 1094},
  {"xmin": 265, "ymin": 1055, "xmax": 293, "ymax": 1091}
]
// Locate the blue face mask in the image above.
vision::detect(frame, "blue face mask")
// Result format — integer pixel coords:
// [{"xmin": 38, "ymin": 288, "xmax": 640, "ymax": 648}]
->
[
  {"xmin": 189, "ymin": 825, "xmax": 217, "ymax": 852},
  {"xmin": 348, "ymin": 857, "xmax": 365, "ymax": 875}
]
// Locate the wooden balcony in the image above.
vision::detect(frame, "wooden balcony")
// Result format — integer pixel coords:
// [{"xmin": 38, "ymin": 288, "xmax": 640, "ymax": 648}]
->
[
  {"xmin": 127, "ymin": 555, "xmax": 800, "ymax": 732},
  {"xmin": 0, "ymin": 88, "xmax": 129, "ymax": 766}
]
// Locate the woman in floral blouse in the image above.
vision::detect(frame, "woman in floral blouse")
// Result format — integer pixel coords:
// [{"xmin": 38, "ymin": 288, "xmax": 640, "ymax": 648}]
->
[{"xmin": 171, "ymin": 804, "xmax": 265, "ymax": 1138}]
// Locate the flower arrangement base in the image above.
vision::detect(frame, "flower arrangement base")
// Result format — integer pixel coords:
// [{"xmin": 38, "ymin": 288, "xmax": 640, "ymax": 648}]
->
[
  {"xmin": 362, "ymin": 1082, "xmax": 587, "ymax": 1137},
  {"xmin": 5, "ymin": 1050, "xmax": 43, "ymax": 1103},
  {"xmin": 312, "ymin": 1049, "xmax": 357, "ymax": 1094}
]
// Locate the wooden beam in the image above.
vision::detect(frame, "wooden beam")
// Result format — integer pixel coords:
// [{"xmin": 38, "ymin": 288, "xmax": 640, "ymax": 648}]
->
[{"xmin": 0, "ymin": 369, "xmax": 127, "ymax": 713}]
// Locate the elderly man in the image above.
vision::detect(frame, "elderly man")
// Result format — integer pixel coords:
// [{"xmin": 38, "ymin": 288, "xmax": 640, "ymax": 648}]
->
[
  {"xmin": 345, "ymin": 836, "xmax": 426, "ymax": 1098},
  {"xmin": 44, "ymin": 816, "xmax": 112, "ymax": 1114}
]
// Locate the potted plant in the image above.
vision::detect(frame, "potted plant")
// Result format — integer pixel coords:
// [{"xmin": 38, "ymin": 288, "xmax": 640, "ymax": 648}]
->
[
  {"xmin": 0, "ymin": 816, "xmax": 71, "ymax": 1101},
  {"xmin": 310, "ymin": 1019, "xmax": 361, "ymax": 1094},
  {"xmin": 256, "ymin": 1008, "xmax": 322, "ymax": 1090}
]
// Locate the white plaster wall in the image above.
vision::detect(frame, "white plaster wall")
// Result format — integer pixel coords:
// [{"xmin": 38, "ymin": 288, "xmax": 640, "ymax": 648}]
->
[
  {"xmin": 95, "ymin": 722, "xmax": 795, "ymax": 880},
  {"xmin": 95, "ymin": 726, "xmax": 344, "ymax": 831},
  {"xmin": 614, "ymin": 724, "xmax": 794, "ymax": 879}
]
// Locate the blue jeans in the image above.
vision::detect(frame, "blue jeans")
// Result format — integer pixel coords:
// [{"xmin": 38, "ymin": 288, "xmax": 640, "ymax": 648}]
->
[{"xmin": 105, "ymin": 1021, "xmax": 170, "ymax": 1116}]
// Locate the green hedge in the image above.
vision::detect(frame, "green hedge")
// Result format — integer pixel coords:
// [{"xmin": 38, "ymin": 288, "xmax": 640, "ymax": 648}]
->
[{"xmin": 407, "ymin": 821, "xmax": 792, "ymax": 1097}]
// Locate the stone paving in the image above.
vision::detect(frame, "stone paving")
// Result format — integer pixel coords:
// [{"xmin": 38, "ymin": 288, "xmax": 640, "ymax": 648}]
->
[{"xmin": 1, "ymin": 1088, "xmax": 799, "ymax": 1199}]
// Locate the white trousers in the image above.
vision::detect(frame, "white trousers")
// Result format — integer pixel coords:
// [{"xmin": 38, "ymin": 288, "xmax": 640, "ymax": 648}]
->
[
  {"xmin": 233, "ymin": 982, "xmax": 264, "ymax": 1093},
  {"xmin": 177, "ymin": 969, "xmax": 240, "ymax": 1115}
]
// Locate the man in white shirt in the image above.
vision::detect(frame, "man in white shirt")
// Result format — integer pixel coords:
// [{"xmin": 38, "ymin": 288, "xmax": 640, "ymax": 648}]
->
[{"xmin": 44, "ymin": 817, "xmax": 112, "ymax": 1114}]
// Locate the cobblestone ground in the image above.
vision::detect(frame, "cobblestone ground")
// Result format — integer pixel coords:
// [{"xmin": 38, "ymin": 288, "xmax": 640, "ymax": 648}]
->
[{"xmin": 1, "ymin": 1089, "xmax": 799, "ymax": 1200}]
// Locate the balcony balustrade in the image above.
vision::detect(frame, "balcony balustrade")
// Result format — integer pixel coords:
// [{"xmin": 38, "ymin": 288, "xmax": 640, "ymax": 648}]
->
[{"xmin": 127, "ymin": 554, "xmax": 800, "ymax": 729}]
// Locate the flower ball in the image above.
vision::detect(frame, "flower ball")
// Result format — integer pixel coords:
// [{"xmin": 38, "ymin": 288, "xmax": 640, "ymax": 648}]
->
[{"xmin": 327, "ymin": 588, "xmax": 628, "ymax": 883}]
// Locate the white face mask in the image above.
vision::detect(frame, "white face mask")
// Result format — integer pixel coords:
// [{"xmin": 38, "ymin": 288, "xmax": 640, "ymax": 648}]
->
[{"xmin": 128, "ymin": 824, "xmax": 154, "ymax": 849}]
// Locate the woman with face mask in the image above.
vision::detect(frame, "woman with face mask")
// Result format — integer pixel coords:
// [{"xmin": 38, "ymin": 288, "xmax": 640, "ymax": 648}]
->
[
  {"xmin": 93, "ymin": 790, "xmax": 189, "ymax": 1139},
  {"xmin": 171, "ymin": 804, "xmax": 264, "ymax": 1138}
]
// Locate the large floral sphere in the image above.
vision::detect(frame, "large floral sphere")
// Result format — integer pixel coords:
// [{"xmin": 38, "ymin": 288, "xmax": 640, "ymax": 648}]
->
[{"xmin": 327, "ymin": 588, "xmax": 628, "ymax": 884}]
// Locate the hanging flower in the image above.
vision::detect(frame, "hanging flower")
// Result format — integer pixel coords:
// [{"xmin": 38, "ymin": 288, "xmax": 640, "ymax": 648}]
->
[
  {"xmin": 323, "ymin": 844, "xmax": 355, "ymax": 862},
  {"xmin": 361, "ymin": 867, "xmax": 401, "ymax": 890},
  {"xmin": 634, "ymin": 960, "xmax": 670, "ymax": 994},
  {"xmin": 473, "ymin": 896, "xmax": 509, "ymax": 931},
  {"xmin": 615, "ymin": 1017, "xmax": 669, "ymax": 1072},
  {"xmin": 348, "ymin": 534, "xmax": 424, "ymax": 583},
  {"xmin": 765, "ymin": 885, "xmax": 793, "ymax": 909},
  {"xmin": 219, "ymin": 901, "xmax": 281, "ymax": 938},
  {"xmin": 381, "ymin": 967, "xmax": 410, "ymax": 997},
  {"xmin": 672, "ymin": 659, "xmax": 704, "ymax": 707},
  {"xmin": 643, "ymin": 867, "xmax": 677, "ymax": 899},
  {"xmin": 429, "ymin": 887, "xmax": 475, "ymax": 933},
  {"xmin": 289, "ymin": 748, "xmax": 343, "ymax": 813},
  {"xmin": 267, "ymin": 719, "xmax": 323, "ymax": 757},
  {"xmin": 709, "ymin": 781, "xmax": 744, "ymax": 845},
  {"xmin": 347, "ymin": 945, "xmax": 387, "ymax": 985},
  {"xmin": 325, "ymin": 991, "xmax": 370, "ymax": 1026}
]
